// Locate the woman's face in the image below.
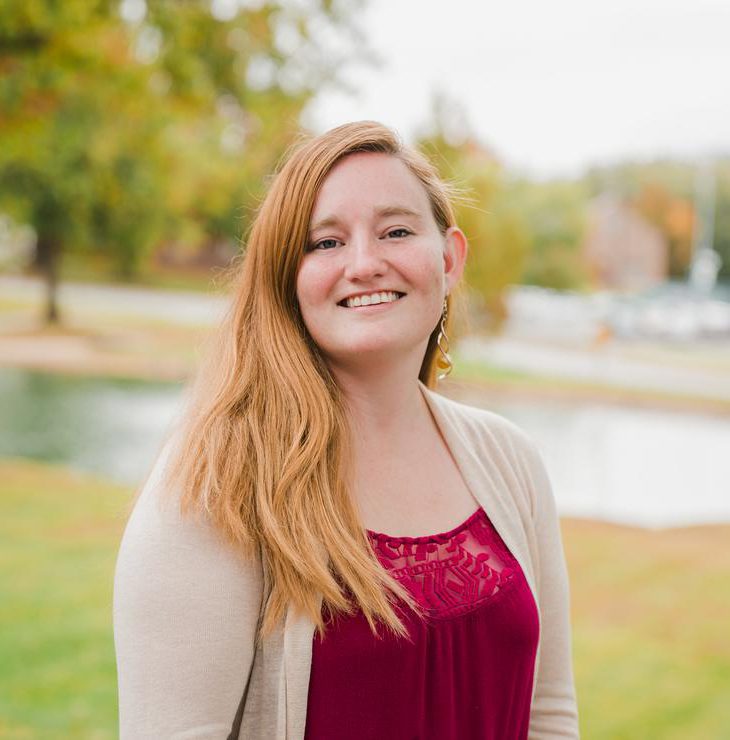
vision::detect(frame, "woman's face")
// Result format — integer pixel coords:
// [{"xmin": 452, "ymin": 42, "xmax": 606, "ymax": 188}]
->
[{"xmin": 295, "ymin": 151, "xmax": 466, "ymax": 373}]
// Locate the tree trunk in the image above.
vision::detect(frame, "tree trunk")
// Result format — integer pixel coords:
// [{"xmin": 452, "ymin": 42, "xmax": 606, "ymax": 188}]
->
[{"xmin": 35, "ymin": 234, "xmax": 60, "ymax": 324}]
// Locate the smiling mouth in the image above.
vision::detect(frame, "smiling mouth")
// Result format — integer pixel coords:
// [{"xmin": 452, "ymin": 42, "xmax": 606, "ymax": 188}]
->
[{"xmin": 337, "ymin": 292, "xmax": 406, "ymax": 308}]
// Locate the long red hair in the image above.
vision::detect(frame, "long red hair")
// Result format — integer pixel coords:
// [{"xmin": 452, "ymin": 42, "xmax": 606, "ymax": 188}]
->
[{"xmin": 163, "ymin": 121, "xmax": 460, "ymax": 641}]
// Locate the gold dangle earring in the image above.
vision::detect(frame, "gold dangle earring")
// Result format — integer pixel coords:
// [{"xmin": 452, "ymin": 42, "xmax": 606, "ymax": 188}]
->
[{"xmin": 436, "ymin": 296, "xmax": 452, "ymax": 381}]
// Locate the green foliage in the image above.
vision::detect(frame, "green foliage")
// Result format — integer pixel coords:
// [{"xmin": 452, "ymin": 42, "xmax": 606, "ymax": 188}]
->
[
  {"xmin": 417, "ymin": 95, "xmax": 593, "ymax": 331},
  {"xmin": 0, "ymin": 2, "xmax": 162, "ymax": 266},
  {"xmin": 0, "ymin": 0, "xmax": 367, "ymax": 318},
  {"xmin": 417, "ymin": 98, "xmax": 529, "ymax": 330},
  {"xmin": 509, "ymin": 178, "xmax": 590, "ymax": 290}
]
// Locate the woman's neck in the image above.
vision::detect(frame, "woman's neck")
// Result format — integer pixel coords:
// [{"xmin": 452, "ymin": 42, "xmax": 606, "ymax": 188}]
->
[{"xmin": 332, "ymin": 371, "xmax": 433, "ymax": 469}]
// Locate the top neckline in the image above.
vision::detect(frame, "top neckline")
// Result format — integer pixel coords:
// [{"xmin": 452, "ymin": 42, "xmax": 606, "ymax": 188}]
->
[{"xmin": 365, "ymin": 506, "xmax": 484, "ymax": 544}]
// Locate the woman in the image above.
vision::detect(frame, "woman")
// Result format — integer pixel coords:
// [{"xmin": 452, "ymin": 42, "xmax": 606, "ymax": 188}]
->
[{"xmin": 113, "ymin": 121, "xmax": 579, "ymax": 739}]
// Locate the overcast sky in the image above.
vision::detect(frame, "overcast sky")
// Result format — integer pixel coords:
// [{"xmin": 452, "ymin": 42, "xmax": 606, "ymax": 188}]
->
[{"xmin": 305, "ymin": 0, "xmax": 729, "ymax": 178}]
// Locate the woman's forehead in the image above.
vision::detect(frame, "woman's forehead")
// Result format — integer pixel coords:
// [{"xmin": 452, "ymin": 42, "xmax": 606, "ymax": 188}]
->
[{"xmin": 310, "ymin": 152, "xmax": 432, "ymax": 222}]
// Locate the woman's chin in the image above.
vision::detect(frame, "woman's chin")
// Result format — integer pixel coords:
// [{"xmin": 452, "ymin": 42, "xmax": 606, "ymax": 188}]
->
[{"xmin": 323, "ymin": 337, "xmax": 427, "ymax": 370}]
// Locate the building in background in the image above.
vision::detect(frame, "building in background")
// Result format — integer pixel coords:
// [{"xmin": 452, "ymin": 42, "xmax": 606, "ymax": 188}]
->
[{"xmin": 582, "ymin": 193, "xmax": 668, "ymax": 291}]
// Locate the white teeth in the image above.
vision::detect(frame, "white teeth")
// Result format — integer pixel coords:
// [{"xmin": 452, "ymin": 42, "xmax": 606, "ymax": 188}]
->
[{"xmin": 344, "ymin": 291, "xmax": 401, "ymax": 308}]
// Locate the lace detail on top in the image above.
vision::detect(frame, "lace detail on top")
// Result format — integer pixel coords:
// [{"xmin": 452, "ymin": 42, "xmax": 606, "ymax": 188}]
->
[{"xmin": 366, "ymin": 507, "xmax": 517, "ymax": 620}]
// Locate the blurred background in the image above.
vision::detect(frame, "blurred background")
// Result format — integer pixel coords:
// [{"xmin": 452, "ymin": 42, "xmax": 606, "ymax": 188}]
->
[{"xmin": 1, "ymin": 0, "xmax": 728, "ymax": 737}]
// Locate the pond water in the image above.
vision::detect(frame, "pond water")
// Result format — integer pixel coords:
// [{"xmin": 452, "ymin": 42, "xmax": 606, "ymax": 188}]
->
[
  {"xmin": 1, "ymin": 369, "xmax": 727, "ymax": 529},
  {"xmin": 454, "ymin": 387, "xmax": 730, "ymax": 529},
  {"xmin": 0, "ymin": 369, "xmax": 182, "ymax": 484}
]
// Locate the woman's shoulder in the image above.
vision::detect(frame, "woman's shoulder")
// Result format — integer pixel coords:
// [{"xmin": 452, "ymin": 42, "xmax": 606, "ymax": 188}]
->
[
  {"xmin": 114, "ymin": 434, "xmax": 263, "ymax": 616},
  {"xmin": 114, "ymin": 435, "xmax": 263, "ymax": 738}
]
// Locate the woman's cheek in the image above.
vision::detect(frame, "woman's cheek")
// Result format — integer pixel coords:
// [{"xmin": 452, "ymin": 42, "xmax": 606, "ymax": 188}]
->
[{"xmin": 296, "ymin": 259, "xmax": 330, "ymax": 306}]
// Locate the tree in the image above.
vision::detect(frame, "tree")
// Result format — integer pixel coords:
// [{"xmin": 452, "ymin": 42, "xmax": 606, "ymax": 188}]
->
[
  {"xmin": 416, "ymin": 96, "xmax": 528, "ymax": 332},
  {"xmin": 509, "ymin": 178, "xmax": 590, "ymax": 291},
  {"xmin": 631, "ymin": 182, "xmax": 695, "ymax": 278},
  {"xmin": 0, "ymin": 2, "xmax": 166, "ymax": 320},
  {"xmin": 0, "ymin": 0, "xmax": 367, "ymax": 323}
]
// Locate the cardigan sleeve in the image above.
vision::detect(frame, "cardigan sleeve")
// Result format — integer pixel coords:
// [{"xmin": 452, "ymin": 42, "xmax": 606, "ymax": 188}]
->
[
  {"xmin": 519, "ymin": 435, "xmax": 580, "ymax": 739},
  {"xmin": 113, "ymin": 440, "xmax": 262, "ymax": 739}
]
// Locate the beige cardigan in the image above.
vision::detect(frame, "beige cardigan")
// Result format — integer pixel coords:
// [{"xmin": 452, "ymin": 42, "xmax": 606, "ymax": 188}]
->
[{"xmin": 114, "ymin": 381, "xmax": 579, "ymax": 738}]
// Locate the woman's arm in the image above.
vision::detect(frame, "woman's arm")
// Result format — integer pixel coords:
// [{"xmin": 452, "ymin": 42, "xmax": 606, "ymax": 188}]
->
[
  {"xmin": 113, "ymin": 443, "xmax": 262, "ymax": 739},
  {"xmin": 521, "ymin": 436, "xmax": 580, "ymax": 739}
]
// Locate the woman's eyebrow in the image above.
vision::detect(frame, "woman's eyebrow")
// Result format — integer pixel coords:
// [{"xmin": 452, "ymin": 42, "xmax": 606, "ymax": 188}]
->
[
  {"xmin": 309, "ymin": 215, "xmax": 342, "ymax": 235},
  {"xmin": 374, "ymin": 205, "xmax": 423, "ymax": 222},
  {"xmin": 309, "ymin": 206, "xmax": 423, "ymax": 235}
]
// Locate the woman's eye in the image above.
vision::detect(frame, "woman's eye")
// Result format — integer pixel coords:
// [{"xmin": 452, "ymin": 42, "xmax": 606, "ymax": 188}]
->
[
  {"xmin": 312, "ymin": 238, "xmax": 341, "ymax": 251},
  {"xmin": 385, "ymin": 228, "xmax": 411, "ymax": 239}
]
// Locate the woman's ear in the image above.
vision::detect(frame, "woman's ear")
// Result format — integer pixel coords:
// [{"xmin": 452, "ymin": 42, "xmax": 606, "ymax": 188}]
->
[{"xmin": 443, "ymin": 226, "xmax": 468, "ymax": 293}]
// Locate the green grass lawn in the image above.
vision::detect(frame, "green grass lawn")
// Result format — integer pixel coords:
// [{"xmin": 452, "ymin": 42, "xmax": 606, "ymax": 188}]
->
[
  {"xmin": 1, "ymin": 460, "xmax": 729, "ymax": 738},
  {"xmin": 563, "ymin": 519, "xmax": 730, "ymax": 739},
  {"xmin": 0, "ymin": 461, "xmax": 131, "ymax": 739}
]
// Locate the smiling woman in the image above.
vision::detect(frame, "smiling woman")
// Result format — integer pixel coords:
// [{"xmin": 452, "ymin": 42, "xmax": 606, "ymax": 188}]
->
[
  {"xmin": 113, "ymin": 121, "xmax": 579, "ymax": 739},
  {"xmin": 296, "ymin": 150, "xmax": 466, "ymax": 372}
]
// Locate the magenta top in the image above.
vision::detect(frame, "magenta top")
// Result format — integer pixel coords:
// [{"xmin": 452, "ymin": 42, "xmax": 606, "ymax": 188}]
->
[{"xmin": 304, "ymin": 506, "xmax": 540, "ymax": 739}]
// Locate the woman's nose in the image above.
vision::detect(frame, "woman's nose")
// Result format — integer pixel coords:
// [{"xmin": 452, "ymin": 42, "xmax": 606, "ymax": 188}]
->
[{"xmin": 343, "ymin": 235, "xmax": 387, "ymax": 280}]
